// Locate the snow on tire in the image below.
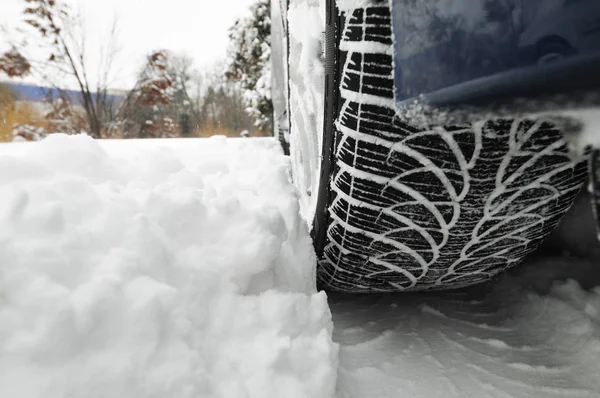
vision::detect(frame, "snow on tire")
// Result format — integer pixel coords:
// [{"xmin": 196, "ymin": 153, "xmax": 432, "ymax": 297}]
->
[{"xmin": 316, "ymin": 5, "xmax": 588, "ymax": 292}]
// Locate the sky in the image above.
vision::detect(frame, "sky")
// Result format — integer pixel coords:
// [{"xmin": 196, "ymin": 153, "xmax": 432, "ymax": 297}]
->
[{"xmin": 0, "ymin": 0, "xmax": 258, "ymax": 89}]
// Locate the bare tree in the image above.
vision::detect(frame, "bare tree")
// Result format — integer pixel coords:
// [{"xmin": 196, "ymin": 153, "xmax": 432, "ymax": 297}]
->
[
  {"xmin": 113, "ymin": 50, "xmax": 255, "ymax": 138},
  {"xmin": 200, "ymin": 63, "xmax": 255, "ymax": 135},
  {"xmin": 14, "ymin": 0, "xmax": 121, "ymax": 138}
]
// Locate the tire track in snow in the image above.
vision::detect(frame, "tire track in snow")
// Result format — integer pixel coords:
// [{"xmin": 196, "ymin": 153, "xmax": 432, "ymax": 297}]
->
[{"xmin": 331, "ymin": 266, "xmax": 600, "ymax": 398}]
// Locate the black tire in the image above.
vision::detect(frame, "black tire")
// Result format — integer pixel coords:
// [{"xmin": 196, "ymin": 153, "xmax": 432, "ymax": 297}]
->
[
  {"xmin": 312, "ymin": 3, "xmax": 588, "ymax": 292},
  {"xmin": 277, "ymin": 125, "xmax": 290, "ymax": 155}
]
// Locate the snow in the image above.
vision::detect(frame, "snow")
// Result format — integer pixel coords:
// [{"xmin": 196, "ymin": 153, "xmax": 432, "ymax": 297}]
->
[
  {"xmin": 0, "ymin": 135, "xmax": 337, "ymax": 398},
  {"xmin": 520, "ymin": 108, "xmax": 600, "ymax": 157},
  {"xmin": 333, "ymin": 270, "xmax": 600, "ymax": 398},
  {"xmin": 554, "ymin": 108, "xmax": 600, "ymax": 150},
  {"xmin": 1, "ymin": 134, "xmax": 600, "ymax": 397},
  {"xmin": 287, "ymin": 0, "xmax": 326, "ymax": 225},
  {"xmin": 336, "ymin": 0, "xmax": 376, "ymax": 12}
]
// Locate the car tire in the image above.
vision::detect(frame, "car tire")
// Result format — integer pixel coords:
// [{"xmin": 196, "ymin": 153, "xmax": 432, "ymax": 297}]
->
[{"xmin": 284, "ymin": 1, "xmax": 588, "ymax": 292}]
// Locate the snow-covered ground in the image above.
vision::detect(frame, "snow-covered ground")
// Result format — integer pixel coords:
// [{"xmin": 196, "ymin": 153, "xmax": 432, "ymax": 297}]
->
[
  {"xmin": 0, "ymin": 135, "xmax": 337, "ymax": 398},
  {"xmin": 1, "ymin": 135, "xmax": 600, "ymax": 398},
  {"xmin": 333, "ymin": 272, "xmax": 600, "ymax": 398}
]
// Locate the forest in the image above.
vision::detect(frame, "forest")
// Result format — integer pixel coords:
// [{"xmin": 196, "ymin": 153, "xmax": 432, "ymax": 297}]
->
[{"xmin": 0, "ymin": 0, "xmax": 272, "ymax": 141}]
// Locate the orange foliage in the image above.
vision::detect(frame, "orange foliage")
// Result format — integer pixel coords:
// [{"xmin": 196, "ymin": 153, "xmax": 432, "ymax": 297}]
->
[
  {"xmin": 0, "ymin": 48, "xmax": 31, "ymax": 78},
  {"xmin": 0, "ymin": 96, "xmax": 49, "ymax": 142}
]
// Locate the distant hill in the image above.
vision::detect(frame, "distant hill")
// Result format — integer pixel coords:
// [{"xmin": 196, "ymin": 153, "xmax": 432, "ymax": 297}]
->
[{"xmin": 2, "ymin": 83, "xmax": 123, "ymax": 105}]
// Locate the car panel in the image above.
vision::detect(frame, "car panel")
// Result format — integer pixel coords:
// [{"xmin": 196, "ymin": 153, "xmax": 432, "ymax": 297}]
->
[{"xmin": 390, "ymin": 0, "xmax": 600, "ymax": 106}]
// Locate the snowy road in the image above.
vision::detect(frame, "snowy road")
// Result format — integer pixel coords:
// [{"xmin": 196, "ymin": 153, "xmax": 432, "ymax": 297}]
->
[
  {"xmin": 1, "ymin": 135, "xmax": 599, "ymax": 398},
  {"xmin": 333, "ymin": 277, "xmax": 600, "ymax": 398}
]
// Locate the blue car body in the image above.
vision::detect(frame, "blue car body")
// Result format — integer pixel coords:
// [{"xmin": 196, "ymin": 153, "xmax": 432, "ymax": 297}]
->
[{"xmin": 391, "ymin": 0, "xmax": 600, "ymax": 107}]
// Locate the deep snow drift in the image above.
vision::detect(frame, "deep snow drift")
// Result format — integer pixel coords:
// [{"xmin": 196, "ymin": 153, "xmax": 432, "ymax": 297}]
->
[
  {"xmin": 1, "ymin": 135, "xmax": 600, "ymax": 398},
  {"xmin": 0, "ymin": 135, "xmax": 337, "ymax": 398}
]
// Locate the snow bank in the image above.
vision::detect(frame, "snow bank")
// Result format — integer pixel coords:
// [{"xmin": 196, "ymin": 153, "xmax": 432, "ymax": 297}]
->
[{"xmin": 0, "ymin": 135, "xmax": 338, "ymax": 398}]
